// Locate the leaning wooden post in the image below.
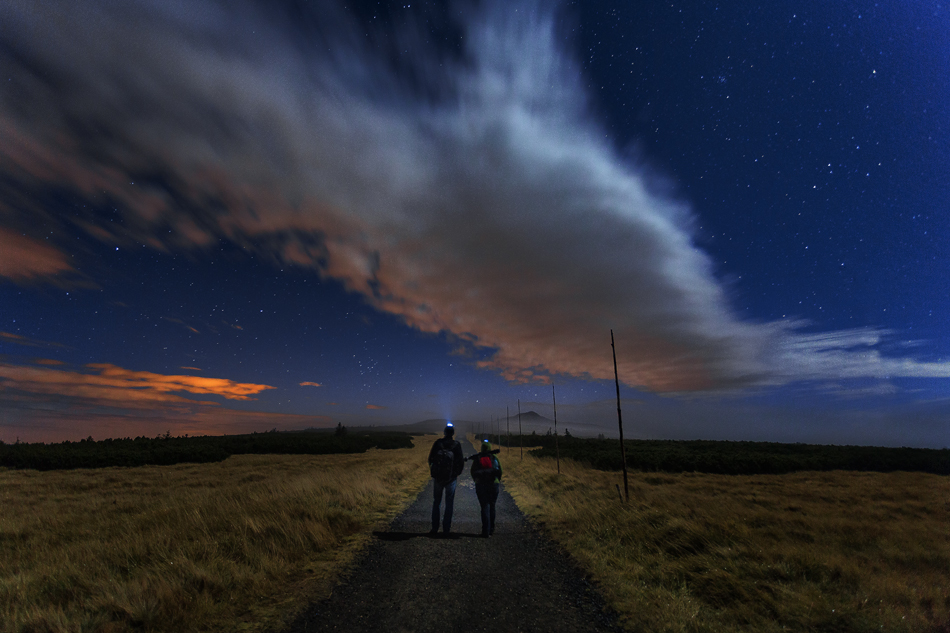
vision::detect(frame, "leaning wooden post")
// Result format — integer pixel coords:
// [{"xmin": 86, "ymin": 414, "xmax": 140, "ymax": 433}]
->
[
  {"xmin": 611, "ymin": 329, "xmax": 629, "ymax": 502},
  {"xmin": 506, "ymin": 406, "xmax": 510, "ymax": 454},
  {"xmin": 518, "ymin": 399, "xmax": 523, "ymax": 460},
  {"xmin": 552, "ymin": 383, "xmax": 560, "ymax": 474}
]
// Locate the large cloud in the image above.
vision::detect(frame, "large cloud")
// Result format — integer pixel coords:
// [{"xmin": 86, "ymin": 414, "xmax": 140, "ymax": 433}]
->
[{"xmin": 0, "ymin": 0, "xmax": 946, "ymax": 391}]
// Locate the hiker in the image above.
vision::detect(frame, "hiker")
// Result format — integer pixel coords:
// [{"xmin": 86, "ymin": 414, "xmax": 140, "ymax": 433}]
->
[
  {"xmin": 470, "ymin": 439, "xmax": 502, "ymax": 537},
  {"xmin": 428, "ymin": 423, "xmax": 464, "ymax": 536}
]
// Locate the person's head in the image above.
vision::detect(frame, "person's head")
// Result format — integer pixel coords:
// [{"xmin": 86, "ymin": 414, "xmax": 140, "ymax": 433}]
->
[
  {"xmin": 480, "ymin": 439, "xmax": 492, "ymax": 453},
  {"xmin": 444, "ymin": 423, "xmax": 455, "ymax": 438}
]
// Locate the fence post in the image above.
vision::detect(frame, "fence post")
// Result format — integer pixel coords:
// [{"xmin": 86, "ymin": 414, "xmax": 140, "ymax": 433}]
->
[
  {"xmin": 518, "ymin": 399, "xmax": 523, "ymax": 460},
  {"xmin": 552, "ymin": 383, "xmax": 560, "ymax": 474},
  {"xmin": 611, "ymin": 329, "xmax": 629, "ymax": 502}
]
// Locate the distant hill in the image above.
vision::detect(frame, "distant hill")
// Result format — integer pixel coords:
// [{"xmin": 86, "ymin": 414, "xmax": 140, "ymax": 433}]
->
[
  {"xmin": 329, "ymin": 412, "xmax": 603, "ymax": 438},
  {"xmin": 480, "ymin": 411, "xmax": 600, "ymax": 437},
  {"xmin": 340, "ymin": 419, "xmax": 477, "ymax": 435}
]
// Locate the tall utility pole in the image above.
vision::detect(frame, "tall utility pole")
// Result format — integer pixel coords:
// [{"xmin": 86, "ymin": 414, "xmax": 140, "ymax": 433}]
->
[
  {"xmin": 518, "ymin": 399, "xmax": 523, "ymax": 460},
  {"xmin": 553, "ymin": 383, "xmax": 560, "ymax": 474},
  {"xmin": 611, "ymin": 329, "xmax": 629, "ymax": 502},
  {"xmin": 506, "ymin": 406, "xmax": 510, "ymax": 454}
]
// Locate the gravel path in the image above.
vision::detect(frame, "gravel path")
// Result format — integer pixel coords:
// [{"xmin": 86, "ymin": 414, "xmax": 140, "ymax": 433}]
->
[{"xmin": 284, "ymin": 438, "xmax": 623, "ymax": 633}]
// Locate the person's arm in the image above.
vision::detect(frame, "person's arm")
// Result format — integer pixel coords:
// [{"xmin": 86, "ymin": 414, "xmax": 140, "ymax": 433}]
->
[
  {"xmin": 453, "ymin": 442, "xmax": 465, "ymax": 477},
  {"xmin": 428, "ymin": 440, "xmax": 438, "ymax": 465},
  {"xmin": 494, "ymin": 456, "xmax": 502, "ymax": 481}
]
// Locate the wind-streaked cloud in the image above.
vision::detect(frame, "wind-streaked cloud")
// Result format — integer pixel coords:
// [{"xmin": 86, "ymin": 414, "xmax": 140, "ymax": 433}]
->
[
  {"xmin": 0, "ymin": 361, "xmax": 274, "ymax": 408},
  {"xmin": 300, "ymin": 381, "xmax": 322, "ymax": 387},
  {"xmin": 0, "ymin": 331, "xmax": 68, "ymax": 349},
  {"xmin": 1, "ymin": 0, "xmax": 948, "ymax": 393},
  {"xmin": 0, "ymin": 228, "xmax": 74, "ymax": 282},
  {"xmin": 162, "ymin": 317, "xmax": 201, "ymax": 334},
  {"xmin": 365, "ymin": 404, "xmax": 386, "ymax": 410}
]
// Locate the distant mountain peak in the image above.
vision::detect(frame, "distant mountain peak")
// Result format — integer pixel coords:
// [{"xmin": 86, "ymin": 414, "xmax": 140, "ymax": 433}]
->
[{"xmin": 517, "ymin": 410, "xmax": 552, "ymax": 422}]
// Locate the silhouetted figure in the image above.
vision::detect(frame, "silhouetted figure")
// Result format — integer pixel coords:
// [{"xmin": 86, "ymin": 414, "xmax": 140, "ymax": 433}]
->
[
  {"xmin": 470, "ymin": 439, "xmax": 502, "ymax": 537},
  {"xmin": 428, "ymin": 423, "xmax": 464, "ymax": 536}
]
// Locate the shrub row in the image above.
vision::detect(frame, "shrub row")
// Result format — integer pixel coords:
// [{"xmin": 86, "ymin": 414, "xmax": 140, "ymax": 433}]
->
[
  {"xmin": 0, "ymin": 431, "xmax": 414, "ymax": 470},
  {"xmin": 489, "ymin": 433, "xmax": 950, "ymax": 475}
]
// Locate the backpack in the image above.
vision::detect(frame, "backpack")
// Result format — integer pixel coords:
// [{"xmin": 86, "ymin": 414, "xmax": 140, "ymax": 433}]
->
[
  {"xmin": 473, "ymin": 454, "xmax": 499, "ymax": 483},
  {"xmin": 430, "ymin": 440, "xmax": 457, "ymax": 482}
]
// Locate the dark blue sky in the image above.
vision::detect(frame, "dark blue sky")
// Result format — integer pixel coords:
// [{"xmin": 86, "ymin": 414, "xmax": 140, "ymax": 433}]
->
[
  {"xmin": 1, "ymin": 0, "xmax": 948, "ymax": 447},
  {"xmin": 579, "ymin": 1, "xmax": 950, "ymax": 334}
]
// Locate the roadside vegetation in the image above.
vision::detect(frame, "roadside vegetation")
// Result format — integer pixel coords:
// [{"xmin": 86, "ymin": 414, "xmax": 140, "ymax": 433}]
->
[
  {"xmin": 497, "ymin": 433, "xmax": 950, "ymax": 475},
  {"xmin": 0, "ymin": 430, "xmax": 413, "ymax": 471},
  {"xmin": 501, "ymin": 447, "xmax": 950, "ymax": 633},
  {"xmin": 0, "ymin": 436, "xmax": 434, "ymax": 633}
]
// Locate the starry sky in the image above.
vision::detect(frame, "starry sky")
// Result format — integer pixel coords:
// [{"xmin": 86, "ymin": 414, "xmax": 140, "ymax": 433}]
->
[{"xmin": 1, "ymin": 0, "xmax": 949, "ymax": 447}]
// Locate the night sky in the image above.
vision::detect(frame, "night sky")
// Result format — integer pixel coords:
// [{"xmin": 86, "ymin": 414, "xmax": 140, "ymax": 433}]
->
[{"xmin": 1, "ymin": 1, "xmax": 948, "ymax": 447}]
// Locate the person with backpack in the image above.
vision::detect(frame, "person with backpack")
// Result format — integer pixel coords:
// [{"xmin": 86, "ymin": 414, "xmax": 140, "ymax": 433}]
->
[
  {"xmin": 427, "ymin": 423, "xmax": 464, "ymax": 536},
  {"xmin": 470, "ymin": 439, "xmax": 502, "ymax": 538}
]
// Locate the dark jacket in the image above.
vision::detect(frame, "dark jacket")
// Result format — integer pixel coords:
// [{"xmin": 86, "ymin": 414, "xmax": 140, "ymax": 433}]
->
[
  {"xmin": 428, "ymin": 437, "xmax": 464, "ymax": 481},
  {"xmin": 470, "ymin": 452, "xmax": 502, "ymax": 484}
]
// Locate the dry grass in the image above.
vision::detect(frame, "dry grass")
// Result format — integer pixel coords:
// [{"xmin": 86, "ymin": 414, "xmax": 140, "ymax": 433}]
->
[
  {"xmin": 503, "ymin": 451, "xmax": 950, "ymax": 633},
  {"xmin": 0, "ymin": 438, "xmax": 434, "ymax": 633}
]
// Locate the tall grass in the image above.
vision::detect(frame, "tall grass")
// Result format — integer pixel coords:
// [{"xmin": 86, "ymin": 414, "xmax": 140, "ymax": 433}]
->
[
  {"xmin": 1, "ymin": 440, "xmax": 433, "ymax": 633},
  {"xmin": 503, "ymin": 452, "xmax": 950, "ymax": 633}
]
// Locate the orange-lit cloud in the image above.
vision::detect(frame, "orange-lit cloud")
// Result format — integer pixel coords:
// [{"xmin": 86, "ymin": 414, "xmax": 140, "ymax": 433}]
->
[
  {"xmin": 365, "ymin": 404, "xmax": 386, "ymax": 410},
  {"xmin": 0, "ymin": 361, "xmax": 274, "ymax": 409},
  {"xmin": 299, "ymin": 381, "xmax": 322, "ymax": 387},
  {"xmin": 181, "ymin": 366, "xmax": 202, "ymax": 371},
  {"xmin": 0, "ymin": 228, "xmax": 74, "ymax": 282},
  {"xmin": 34, "ymin": 358, "xmax": 66, "ymax": 366},
  {"xmin": 162, "ymin": 317, "xmax": 200, "ymax": 334}
]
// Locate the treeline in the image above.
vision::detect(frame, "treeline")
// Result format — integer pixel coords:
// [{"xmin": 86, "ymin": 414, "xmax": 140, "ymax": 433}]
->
[
  {"xmin": 0, "ymin": 430, "xmax": 414, "ymax": 471},
  {"xmin": 490, "ymin": 433, "xmax": 950, "ymax": 475}
]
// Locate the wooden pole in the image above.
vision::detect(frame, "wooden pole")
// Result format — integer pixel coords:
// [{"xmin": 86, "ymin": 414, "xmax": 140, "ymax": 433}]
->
[
  {"xmin": 506, "ymin": 406, "xmax": 510, "ymax": 454},
  {"xmin": 611, "ymin": 329, "xmax": 629, "ymax": 502},
  {"xmin": 553, "ymin": 383, "xmax": 560, "ymax": 474},
  {"xmin": 518, "ymin": 399, "xmax": 523, "ymax": 460}
]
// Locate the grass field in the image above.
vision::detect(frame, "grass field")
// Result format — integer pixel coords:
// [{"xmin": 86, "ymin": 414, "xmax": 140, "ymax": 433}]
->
[
  {"xmin": 0, "ymin": 438, "xmax": 434, "ymax": 633},
  {"xmin": 501, "ymin": 449, "xmax": 950, "ymax": 633}
]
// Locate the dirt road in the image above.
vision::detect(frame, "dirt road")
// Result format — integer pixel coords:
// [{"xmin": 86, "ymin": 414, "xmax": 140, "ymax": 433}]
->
[{"xmin": 284, "ymin": 438, "xmax": 622, "ymax": 633}]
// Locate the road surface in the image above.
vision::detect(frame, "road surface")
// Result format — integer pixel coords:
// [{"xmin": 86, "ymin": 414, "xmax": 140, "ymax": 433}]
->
[{"xmin": 284, "ymin": 438, "xmax": 622, "ymax": 633}]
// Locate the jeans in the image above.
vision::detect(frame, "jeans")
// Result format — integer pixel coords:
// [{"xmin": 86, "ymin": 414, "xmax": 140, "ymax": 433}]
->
[
  {"xmin": 475, "ymin": 481, "xmax": 499, "ymax": 536},
  {"xmin": 431, "ymin": 478, "xmax": 457, "ymax": 533}
]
